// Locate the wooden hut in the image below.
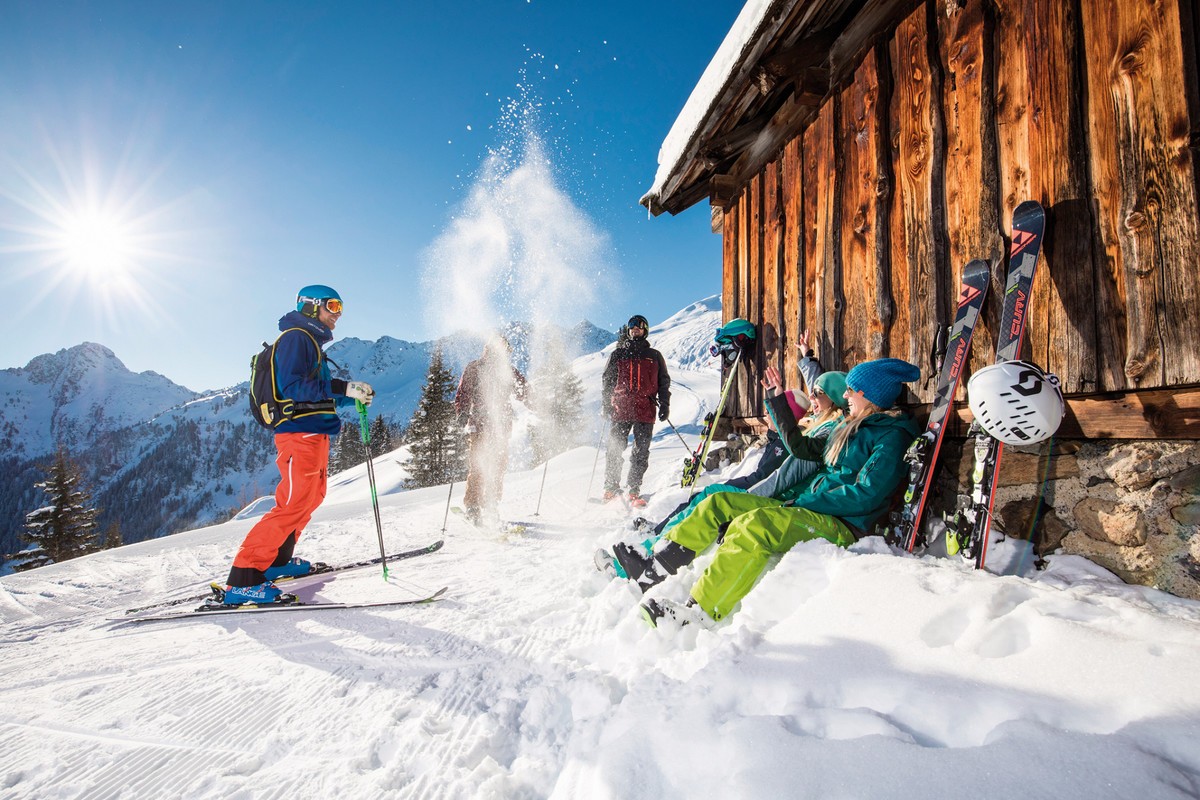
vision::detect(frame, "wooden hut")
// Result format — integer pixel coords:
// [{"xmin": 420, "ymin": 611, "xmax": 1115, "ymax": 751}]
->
[{"xmin": 642, "ymin": 0, "xmax": 1200, "ymax": 596}]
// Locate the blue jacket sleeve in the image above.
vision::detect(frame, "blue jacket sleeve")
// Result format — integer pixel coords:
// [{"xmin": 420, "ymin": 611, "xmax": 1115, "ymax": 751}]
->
[{"xmin": 273, "ymin": 330, "xmax": 333, "ymax": 404}]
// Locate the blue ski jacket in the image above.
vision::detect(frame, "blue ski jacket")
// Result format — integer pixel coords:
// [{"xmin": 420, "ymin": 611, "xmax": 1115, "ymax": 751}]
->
[{"xmin": 272, "ymin": 311, "xmax": 349, "ymax": 435}]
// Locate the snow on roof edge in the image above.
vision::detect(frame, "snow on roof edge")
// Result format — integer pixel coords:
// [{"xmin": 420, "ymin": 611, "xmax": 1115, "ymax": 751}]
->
[{"xmin": 643, "ymin": 0, "xmax": 777, "ymax": 207}]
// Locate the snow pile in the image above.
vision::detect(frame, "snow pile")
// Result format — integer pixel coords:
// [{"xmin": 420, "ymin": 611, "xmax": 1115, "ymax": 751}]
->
[{"xmin": 3, "ymin": 338, "xmax": 1200, "ymax": 798}]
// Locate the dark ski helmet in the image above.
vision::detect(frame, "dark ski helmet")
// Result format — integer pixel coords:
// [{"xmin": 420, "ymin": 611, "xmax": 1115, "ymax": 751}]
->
[
  {"xmin": 967, "ymin": 360, "xmax": 1064, "ymax": 445},
  {"xmin": 627, "ymin": 314, "xmax": 650, "ymax": 331},
  {"xmin": 296, "ymin": 285, "xmax": 342, "ymax": 318}
]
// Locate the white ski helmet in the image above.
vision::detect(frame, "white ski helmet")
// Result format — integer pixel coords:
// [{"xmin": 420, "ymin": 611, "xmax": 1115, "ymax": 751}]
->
[{"xmin": 967, "ymin": 360, "xmax": 1065, "ymax": 445}]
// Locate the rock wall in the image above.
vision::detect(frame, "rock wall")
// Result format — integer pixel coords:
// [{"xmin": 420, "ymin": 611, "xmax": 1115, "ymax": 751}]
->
[{"xmin": 938, "ymin": 439, "xmax": 1200, "ymax": 600}]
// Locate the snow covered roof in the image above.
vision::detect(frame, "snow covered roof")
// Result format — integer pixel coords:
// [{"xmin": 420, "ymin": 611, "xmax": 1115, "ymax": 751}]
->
[
  {"xmin": 641, "ymin": 0, "xmax": 779, "ymax": 212},
  {"xmin": 641, "ymin": 0, "xmax": 886, "ymax": 216}
]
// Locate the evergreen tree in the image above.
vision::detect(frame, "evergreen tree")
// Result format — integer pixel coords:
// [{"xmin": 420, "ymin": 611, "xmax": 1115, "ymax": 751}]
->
[
  {"xmin": 8, "ymin": 450, "xmax": 100, "ymax": 570},
  {"xmin": 368, "ymin": 415, "xmax": 393, "ymax": 456},
  {"xmin": 329, "ymin": 417, "xmax": 367, "ymax": 475},
  {"xmin": 530, "ymin": 345, "xmax": 585, "ymax": 464},
  {"xmin": 101, "ymin": 520, "xmax": 123, "ymax": 550},
  {"xmin": 403, "ymin": 347, "xmax": 467, "ymax": 487}
]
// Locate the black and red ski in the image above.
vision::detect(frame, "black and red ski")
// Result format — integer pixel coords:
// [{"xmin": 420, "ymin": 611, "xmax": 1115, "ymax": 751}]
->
[
  {"xmin": 948, "ymin": 200, "xmax": 1046, "ymax": 569},
  {"xmin": 884, "ymin": 260, "xmax": 990, "ymax": 552}
]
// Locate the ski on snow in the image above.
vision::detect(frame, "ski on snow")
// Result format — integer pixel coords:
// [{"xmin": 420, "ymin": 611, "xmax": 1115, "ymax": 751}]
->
[
  {"xmin": 114, "ymin": 587, "xmax": 448, "ymax": 624},
  {"xmin": 449, "ymin": 506, "xmax": 531, "ymax": 535},
  {"xmin": 121, "ymin": 540, "xmax": 446, "ymax": 616},
  {"xmin": 881, "ymin": 259, "xmax": 990, "ymax": 552},
  {"xmin": 948, "ymin": 200, "xmax": 1046, "ymax": 570}
]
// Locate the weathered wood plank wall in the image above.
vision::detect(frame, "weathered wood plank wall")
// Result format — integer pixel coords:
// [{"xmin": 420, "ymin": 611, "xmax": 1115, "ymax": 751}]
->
[{"xmin": 720, "ymin": 0, "xmax": 1200, "ymax": 424}]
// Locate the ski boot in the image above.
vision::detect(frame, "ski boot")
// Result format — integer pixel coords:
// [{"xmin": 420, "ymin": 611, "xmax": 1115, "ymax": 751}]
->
[{"xmin": 264, "ymin": 558, "xmax": 312, "ymax": 581}]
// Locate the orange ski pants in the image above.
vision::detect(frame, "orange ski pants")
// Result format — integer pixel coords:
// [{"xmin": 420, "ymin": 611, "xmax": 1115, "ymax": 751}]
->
[{"xmin": 231, "ymin": 432, "xmax": 329, "ymax": 574}]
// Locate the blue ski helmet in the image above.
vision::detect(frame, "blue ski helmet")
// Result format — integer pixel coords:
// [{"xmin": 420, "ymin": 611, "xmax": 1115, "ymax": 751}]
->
[{"xmin": 296, "ymin": 285, "xmax": 342, "ymax": 318}]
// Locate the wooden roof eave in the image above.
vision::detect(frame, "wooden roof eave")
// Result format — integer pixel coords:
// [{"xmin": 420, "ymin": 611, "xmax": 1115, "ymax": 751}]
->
[{"xmin": 644, "ymin": 0, "xmax": 924, "ymax": 217}]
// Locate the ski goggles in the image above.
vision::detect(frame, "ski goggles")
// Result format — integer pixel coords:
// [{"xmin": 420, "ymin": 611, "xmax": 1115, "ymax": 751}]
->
[{"xmin": 323, "ymin": 298, "xmax": 343, "ymax": 314}]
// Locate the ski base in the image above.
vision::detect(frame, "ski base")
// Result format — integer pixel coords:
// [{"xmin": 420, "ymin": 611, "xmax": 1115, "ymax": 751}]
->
[{"xmin": 115, "ymin": 587, "xmax": 448, "ymax": 623}]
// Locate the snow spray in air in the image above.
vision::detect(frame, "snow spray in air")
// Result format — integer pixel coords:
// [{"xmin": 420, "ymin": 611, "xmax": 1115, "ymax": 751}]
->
[{"xmin": 420, "ymin": 130, "xmax": 610, "ymax": 370}]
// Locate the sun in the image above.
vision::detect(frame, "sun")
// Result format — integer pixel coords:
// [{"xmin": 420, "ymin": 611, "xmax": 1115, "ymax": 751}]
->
[{"xmin": 60, "ymin": 209, "xmax": 135, "ymax": 283}]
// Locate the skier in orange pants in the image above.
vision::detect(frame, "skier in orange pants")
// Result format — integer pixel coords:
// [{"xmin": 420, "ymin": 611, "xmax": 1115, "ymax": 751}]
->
[{"xmin": 223, "ymin": 285, "xmax": 374, "ymax": 605}]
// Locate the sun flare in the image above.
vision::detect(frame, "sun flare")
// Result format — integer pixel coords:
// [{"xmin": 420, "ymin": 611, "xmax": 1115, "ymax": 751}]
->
[{"xmin": 60, "ymin": 210, "xmax": 135, "ymax": 283}]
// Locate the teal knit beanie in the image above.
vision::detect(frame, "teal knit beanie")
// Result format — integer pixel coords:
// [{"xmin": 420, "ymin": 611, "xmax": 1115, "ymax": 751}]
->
[
  {"xmin": 813, "ymin": 371, "xmax": 849, "ymax": 410},
  {"xmin": 845, "ymin": 358, "xmax": 921, "ymax": 409}
]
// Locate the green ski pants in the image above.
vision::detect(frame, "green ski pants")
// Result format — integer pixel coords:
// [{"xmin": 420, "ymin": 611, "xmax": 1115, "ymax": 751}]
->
[{"xmin": 665, "ymin": 491, "xmax": 855, "ymax": 621}]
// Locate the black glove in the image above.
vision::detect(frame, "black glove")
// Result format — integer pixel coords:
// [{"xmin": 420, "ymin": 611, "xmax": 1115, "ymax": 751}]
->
[{"xmin": 658, "ymin": 405, "xmax": 669, "ymax": 422}]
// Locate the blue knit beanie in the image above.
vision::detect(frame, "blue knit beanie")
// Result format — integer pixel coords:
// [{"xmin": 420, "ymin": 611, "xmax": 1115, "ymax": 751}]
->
[
  {"xmin": 813, "ymin": 371, "xmax": 849, "ymax": 410},
  {"xmin": 845, "ymin": 358, "xmax": 921, "ymax": 409}
]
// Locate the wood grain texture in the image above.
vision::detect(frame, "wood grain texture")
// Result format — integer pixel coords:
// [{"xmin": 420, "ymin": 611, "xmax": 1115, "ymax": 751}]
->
[
  {"xmin": 938, "ymin": 0, "xmax": 1004, "ymax": 375},
  {"xmin": 782, "ymin": 138, "xmax": 805, "ymax": 389},
  {"xmin": 889, "ymin": 3, "xmax": 944, "ymax": 401},
  {"xmin": 1081, "ymin": 0, "xmax": 1200, "ymax": 388}
]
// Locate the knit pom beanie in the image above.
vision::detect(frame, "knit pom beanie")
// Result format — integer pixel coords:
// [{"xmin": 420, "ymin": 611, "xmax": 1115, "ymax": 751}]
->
[
  {"xmin": 813, "ymin": 371, "xmax": 849, "ymax": 410},
  {"xmin": 845, "ymin": 358, "xmax": 921, "ymax": 409},
  {"xmin": 783, "ymin": 389, "xmax": 808, "ymax": 420}
]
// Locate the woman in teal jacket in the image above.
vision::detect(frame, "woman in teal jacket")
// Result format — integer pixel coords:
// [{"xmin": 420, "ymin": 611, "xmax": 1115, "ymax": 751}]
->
[{"xmin": 624, "ymin": 357, "xmax": 921, "ymax": 626}]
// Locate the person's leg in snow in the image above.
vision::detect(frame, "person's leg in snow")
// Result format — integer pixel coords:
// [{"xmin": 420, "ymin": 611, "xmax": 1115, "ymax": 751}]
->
[
  {"xmin": 226, "ymin": 432, "xmax": 327, "ymax": 594},
  {"xmin": 688, "ymin": 506, "xmax": 855, "ymax": 621},
  {"xmin": 604, "ymin": 419, "xmax": 634, "ymax": 497}
]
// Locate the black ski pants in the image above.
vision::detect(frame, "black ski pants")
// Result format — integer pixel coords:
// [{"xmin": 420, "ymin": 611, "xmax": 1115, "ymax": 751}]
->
[{"xmin": 605, "ymin": 420, "xmax": 654, "ymax": 493}]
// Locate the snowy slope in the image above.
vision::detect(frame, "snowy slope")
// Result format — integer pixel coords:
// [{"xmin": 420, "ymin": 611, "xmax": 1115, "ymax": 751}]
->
[{"xmin": 2, "ymin": 322, "xmax": 1200, "ymax": 798}]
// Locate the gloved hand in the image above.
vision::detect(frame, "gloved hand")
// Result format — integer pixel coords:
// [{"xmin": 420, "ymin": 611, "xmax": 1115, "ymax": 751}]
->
[
  {"xmin": 346, "ymin": 381, "xmax": 375, "ymax": 406},
  {"xmin": 658, "ymin": 405, "xmax": 670, "ymax": 422}
]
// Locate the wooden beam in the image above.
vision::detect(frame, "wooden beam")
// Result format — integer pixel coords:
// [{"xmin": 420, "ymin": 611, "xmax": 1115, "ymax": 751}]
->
[
  {"xmin": 941, "ymin": 386, "xmax": 1200, "ymax": 439},
  {"xmin": 732, "ymin": 386, "xmax": 1200, "ymax": 439}
]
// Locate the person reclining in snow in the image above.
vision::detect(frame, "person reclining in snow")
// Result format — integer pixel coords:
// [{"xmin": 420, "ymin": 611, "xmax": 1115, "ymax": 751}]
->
[
  {"xmin": 605, "ymin": 336, "xmax": 848, "ymax": 578},
  {"xmin": 613, "ymin": 357, "xmax": 920, "ymax": 627},
  {"xmin": 604, "ymin": 329, "xmax": 843, "ymax": 571}
]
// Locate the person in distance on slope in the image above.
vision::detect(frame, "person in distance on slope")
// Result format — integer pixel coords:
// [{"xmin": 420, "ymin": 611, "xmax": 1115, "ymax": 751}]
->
[
  {"xmin": 223, "ymin": 285, "xmax": 375, "ymax": 605},
  {"xmin": 455, "ymin": 335, "xmax": 528, "ymax": 526},
  {"xmin": 621, "ymin": 357, "xmax": 919, "ymax": 627},
  {"xmin": 601, "ymin": 315, "xmax": 671, "ymax": 508}
]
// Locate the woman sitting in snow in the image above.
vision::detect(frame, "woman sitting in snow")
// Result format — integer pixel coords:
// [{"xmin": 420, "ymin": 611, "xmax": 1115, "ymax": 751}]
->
[
  {"xmin": 614, "ymin": 357, "xmax": 921, "ymax": 627},
  {"xmin": 607, "ymin": 360, "xmax": 848, "ymax": 579}
]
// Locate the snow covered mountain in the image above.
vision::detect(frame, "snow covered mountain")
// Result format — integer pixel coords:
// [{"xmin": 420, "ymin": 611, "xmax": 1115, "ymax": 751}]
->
[{"xmin": 0, "ymin": 304, "xmax": 717, "ymax": 567}]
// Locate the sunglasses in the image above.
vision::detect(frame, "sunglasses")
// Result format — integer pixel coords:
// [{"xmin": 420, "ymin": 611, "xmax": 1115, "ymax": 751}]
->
[{"xmin": 323, "ymin": 298, "xmax": 343, "ymax": 314}]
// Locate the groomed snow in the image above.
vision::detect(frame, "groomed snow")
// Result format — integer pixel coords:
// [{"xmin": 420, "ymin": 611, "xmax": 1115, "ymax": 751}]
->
[{"xmin": 3, "ymin": 317, "xmax": 1200, "ymax": 799}]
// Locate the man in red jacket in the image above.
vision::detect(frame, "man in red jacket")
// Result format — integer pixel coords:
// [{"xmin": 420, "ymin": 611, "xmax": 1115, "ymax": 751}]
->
[
  {"xmin": 455, "ymin": 336, "xmax": 528, "ymax": 524},
  {"xmin": 601, "ymin": 315, "xmax": 670, "ymax": 507}
]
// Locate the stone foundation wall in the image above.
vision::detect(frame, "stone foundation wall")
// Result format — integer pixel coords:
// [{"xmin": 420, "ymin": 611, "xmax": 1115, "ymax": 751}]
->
[
  {"xmin": 720, "ymin": 428, "xmax": 1200, "ymax": 601},
  {"xmin": 936, "ymin": 439, "xmax": 1200, "ymax": 601}
]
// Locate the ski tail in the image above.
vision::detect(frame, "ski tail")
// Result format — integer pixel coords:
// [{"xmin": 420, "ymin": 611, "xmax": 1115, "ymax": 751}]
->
[
  {"xmin": 886, "ymin": 259, "xmax": 990, "ymax": 552},
  {"xmin": 681, "ymin": 348, "xmax": 743, "ymax": 488}
]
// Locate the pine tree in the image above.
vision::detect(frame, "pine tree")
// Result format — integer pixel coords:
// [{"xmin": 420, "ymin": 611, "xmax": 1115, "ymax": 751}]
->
[
  {"xmin": 101, "ymin": 520, "xmax": 123, "ymax": 550},
  {"xmin": 8, "ymin": 450, "xmax": 100, "ymax": 570},
  {"xmin": 530, "ymin": 346, "xmax": 585, "ymax": 464},
  {"xmin": 404, "ymin": 347, "xmax": 467, "ymax": 487},
  {"xmin": 368, "ymin": 415, "xmax": 393, "ymax": 456},
  {"xmin": 329, "ymin": 416, "xmax": 367, "ymax": 475}
]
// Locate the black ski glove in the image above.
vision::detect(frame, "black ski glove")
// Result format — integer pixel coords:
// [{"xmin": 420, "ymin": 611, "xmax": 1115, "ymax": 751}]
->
[{"xmin": 658, "ymin": 405, "xmax": 670, "ymax": 422}]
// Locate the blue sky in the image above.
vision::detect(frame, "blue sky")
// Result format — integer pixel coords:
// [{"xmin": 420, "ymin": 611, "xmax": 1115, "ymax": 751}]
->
[{"xmin": 0, "ymin": 1, "xmax": 737, "ymax": 391}]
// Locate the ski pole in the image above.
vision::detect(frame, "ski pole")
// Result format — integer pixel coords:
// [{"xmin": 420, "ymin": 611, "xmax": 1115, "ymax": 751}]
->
[
  {"xmin": 356, "ymin": 400, "xmax": 389, "ymax": 580},
  {"xmin": 441, "ymin": 479, "xmax": 455, "ymax": 533},
  {"xmin": 533, "ymin": 456, "xmax": 550, "ymax": 517},
  {"xmin": 585, "ymin": 416, "xmax": 605, "ymax": 506},
  {"xmin": 664, "ymin": 419, "xmax": 692, "ymax": 454}
]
